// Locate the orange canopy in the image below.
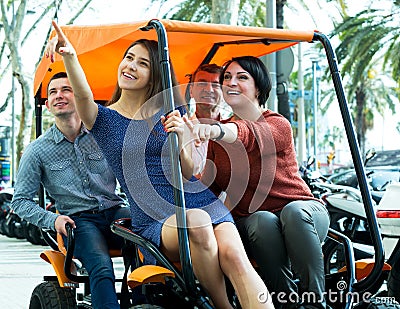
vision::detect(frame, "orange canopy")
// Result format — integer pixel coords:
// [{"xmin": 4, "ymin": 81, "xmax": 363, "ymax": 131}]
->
[{"xmin": 34, "ymin": 19, "xmax": 316, "ymax": 100}]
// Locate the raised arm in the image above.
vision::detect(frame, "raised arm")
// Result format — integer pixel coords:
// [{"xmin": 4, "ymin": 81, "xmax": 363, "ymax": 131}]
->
[
  {"xmin": 46, "ymin": 21, "xmax": 98, "ymax": 129},
  {"xmin": 189, "ymin": 121, "xmax": 238, "ymax": 144}
]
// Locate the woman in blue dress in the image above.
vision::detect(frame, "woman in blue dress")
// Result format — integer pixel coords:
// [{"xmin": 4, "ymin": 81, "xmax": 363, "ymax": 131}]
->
[{"xmin": 45, "ymin": 21, "xmax": 274, "ymax": 309}]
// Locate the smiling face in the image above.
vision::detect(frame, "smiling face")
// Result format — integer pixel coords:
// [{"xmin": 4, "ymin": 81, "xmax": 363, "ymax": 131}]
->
[
  {"xmin": 222, "ymin": 61, "xmax": 259, "ymax": 108},
  {"xmin": 118, "ymin": 43, "xmax": 151, "ymax": 93},
  {"xmin": 190, "ymin": 70, "xmax": 222, "ymax": 118},
  {"xmin": 45, "ymin": 77, "xmax": 76, "ymax": 117}
]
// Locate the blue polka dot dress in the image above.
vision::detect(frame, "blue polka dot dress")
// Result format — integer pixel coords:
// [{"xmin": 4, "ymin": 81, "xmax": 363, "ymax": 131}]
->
[{"xmin": 90, "ymin": 104, "xmax": 233, "ymax": 264}]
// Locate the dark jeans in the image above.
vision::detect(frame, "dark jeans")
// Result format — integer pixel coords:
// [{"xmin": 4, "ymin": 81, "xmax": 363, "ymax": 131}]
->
[
  {"xmin": 69, "ymin": 206, "xmax": 131, "ymax": 309},
  {"xmin": 236, "ymin": 200, "xmax": 330, "ymax": 309}
]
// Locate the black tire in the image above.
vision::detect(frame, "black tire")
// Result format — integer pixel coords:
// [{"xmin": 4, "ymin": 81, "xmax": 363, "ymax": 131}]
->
[
  {"xmin": 29, "ymin": 281, "xmax": 77, "ymax": 309},
  {"xmin": 323, "ymin": 238, "xmax": 346, "ymax": 274},
  {"xmin": 388, "ymin": 257, "xmax": 400, "ymax": 303},
  {"xmin": 25, "ymin": 223, "xmax": 44, "ymax": 245},
  {"xmin": 3, "ymin": 214, "xmax": 17, "ymax": 237},
  {"xmin": 0, "ymin": 217, "xmax": 7, "ymax": 234},
  {"xmin": 0, "ymin": 193, "xmax": 13, "ymax": 236},
  {"xmin": 12, "ymin": 217, "xmax": 27, "ymax": 239},
  {"xmin": 323, "ymin": 238, "xmax": 385, "ymax": 297},
  {"xmin": 323, "ymin": 238, "xmax": 373, "ymax": 275}
]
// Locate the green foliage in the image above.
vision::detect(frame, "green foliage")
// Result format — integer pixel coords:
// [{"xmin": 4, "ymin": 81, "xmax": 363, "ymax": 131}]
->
[
  {"xmin": 149, "ymin": 0, "xmax": 266, "ymax": 26},
  {"xmin": 332, "ymin": 8, "xmax": 400, "ymax": 98},
  {"xmin": 238, "ymin": 0, "xmax": 266, "ymax": 27},
  {"xmin": 162, "ymin": 0, "xmax": 212, "ymax": 22},
  {"xmin": 328, "ymin": 4, "xmax": 400, "ymax": 153},
  {"xmin": 319, "ymin": 126, "xmax": 344, "ymax": 151}
]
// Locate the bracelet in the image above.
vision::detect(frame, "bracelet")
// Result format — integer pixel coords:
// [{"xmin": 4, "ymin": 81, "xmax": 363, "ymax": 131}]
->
[{"xmin": 211, "ymin": 122, "xmax": 225, "ymax": 141}]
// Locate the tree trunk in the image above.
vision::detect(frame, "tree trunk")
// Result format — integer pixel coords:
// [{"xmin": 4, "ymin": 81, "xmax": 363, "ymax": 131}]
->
[
  {"xmin": 1, "ymin": 0, "xmax": 33, "ymax": 169},
  {"xmin": 1, "ymin": 0, "xmax": 93, "ymax": 172},
  {"xmin": 14, "ymin": 72, "xmax": 33, "ymax": 167},
  {"xmin": 212, "ymin": 0, "xmax": 240, "ymax": 24},
  {"xmin": 276, "ymin": 0, "xmax": 291, "ymax": 122},
  {"xmin": 355, "ymin": 87, "xmax": 366, "ymax": 156}
]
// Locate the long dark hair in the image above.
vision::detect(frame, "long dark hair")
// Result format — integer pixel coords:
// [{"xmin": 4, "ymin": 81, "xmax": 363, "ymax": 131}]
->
[
  {"xmin": 106, "ymin": 39, "xmax": 183, "ymax": 109},
  {"xmin": 220, "ymin": 56, "xmax": 272, "ymax": 107}
]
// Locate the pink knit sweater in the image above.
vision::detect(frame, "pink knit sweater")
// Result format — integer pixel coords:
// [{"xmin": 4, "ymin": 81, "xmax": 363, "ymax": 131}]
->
[{"xmin": 204, "ymin": 110, "xmax": 320, "ymax": 219}]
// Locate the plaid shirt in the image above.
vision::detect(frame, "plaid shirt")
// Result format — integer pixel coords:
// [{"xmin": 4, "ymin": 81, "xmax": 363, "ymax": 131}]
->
[{"xmin": 11, "ymin": 124, "xmax": 125, "ymax": 231}]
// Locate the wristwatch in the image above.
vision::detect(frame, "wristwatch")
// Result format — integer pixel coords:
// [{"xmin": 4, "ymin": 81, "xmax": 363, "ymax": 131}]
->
[{"xmin": 211, "ymin": 122, "xmax": 225, "ymax": 141}]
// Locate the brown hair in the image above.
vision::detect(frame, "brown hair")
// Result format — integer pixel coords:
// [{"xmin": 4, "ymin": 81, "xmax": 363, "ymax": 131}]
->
[
  {"xmin": 191, "ymin": 63, "xmax": 222, "ymax": 83},
  {"xmin": 47, "ymin": 71, "xmax": 68, "ymax": 95},
  {"xmin": 106, "ymin": 39, "xmax": 184, "ymax": 110},
  {"xmin": 185, "ymin": 63, "xmax": 222, "ymax": 103}
]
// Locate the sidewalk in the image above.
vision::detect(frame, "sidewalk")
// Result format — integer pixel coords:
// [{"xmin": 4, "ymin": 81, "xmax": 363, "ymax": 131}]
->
[{"xmin": 0, "ymin": 234, "xmax": 53, "ymax": 309}]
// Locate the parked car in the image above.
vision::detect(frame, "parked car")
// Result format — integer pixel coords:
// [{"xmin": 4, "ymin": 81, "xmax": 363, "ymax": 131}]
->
[{"xmin": 327, "ymin": 149, "xmax": 400, "ymax": 195}]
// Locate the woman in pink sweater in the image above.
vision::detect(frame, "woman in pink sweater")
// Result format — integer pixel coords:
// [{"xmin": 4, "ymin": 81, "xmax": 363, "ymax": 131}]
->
[{"xmin": 190, "ymin": 56, "xmax": 330, "ymax": 309}]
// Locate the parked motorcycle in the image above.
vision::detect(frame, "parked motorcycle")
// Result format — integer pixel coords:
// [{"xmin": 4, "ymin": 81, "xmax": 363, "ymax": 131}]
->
[
  {"xmin": 299, "ymin": 153, "xmax": 400, "ymax": 302},
  {"xmin": 0, "ymin": 187, "xmax": 15, "ymax": 237},
  {"xmin": 0, "ymin": 187, "xmax": 53, "ymax": 246},
  {"xmin": 299, "ymin": 156, "xmax": 330, "ymax": 199},
  {"xmin": 312, "ymin": 180, "xmax": 400, "ymax": 299}
]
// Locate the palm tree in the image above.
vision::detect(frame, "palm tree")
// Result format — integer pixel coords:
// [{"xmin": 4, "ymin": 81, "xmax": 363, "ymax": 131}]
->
[
  {"xmin": 329, "ymin": 4, "xmax": 400, "ymax": 154},
  {"xmin": 149, "ymin": 0, "xmax": 296, "ymax": 122},
  {"xmin": 149, "ymin": 0, "xmax": 267, "ymax": 25}
]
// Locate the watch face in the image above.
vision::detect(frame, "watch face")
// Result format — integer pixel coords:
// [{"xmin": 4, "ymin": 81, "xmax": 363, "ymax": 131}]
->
[{"xmin": 211, "ymin": 122, "xmax": 225, "ymax": 141}]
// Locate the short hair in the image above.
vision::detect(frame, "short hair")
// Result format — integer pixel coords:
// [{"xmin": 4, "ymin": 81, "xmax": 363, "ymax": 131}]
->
[
  {"xmin": 185, "ymin": 63, "xmax": 223, "ymax": 102},
  {"xmin": 190, "ymin": 63, "xmax": 222, "ymax": 83},
  {"xmin": 220, "ymin": 56, "xmax": 272, "ymax": 107},
  {"xmin": 47, "ymin": 72, "xmax": 68, "ymax": 95}
]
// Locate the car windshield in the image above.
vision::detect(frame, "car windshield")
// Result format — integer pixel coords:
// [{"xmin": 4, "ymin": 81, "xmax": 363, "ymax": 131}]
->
[{"xmin": 366, "ymin": 150, "xmax": 400, "ymax": 167}]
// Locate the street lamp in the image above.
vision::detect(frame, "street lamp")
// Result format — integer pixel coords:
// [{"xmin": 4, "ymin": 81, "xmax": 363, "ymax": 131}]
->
[{"xmin": 312, "ymin": 59, "xmax": 321, "ymax": 170}]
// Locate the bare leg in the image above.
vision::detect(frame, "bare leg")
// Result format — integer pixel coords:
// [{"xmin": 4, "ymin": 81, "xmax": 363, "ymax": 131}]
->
[
  {"xmin": 214, "ymin": 222, "xmax": 275, "ymax": 309},
  {"xmin": 160, "ymin": 209, "xmax": 233, "ymax": 309}
]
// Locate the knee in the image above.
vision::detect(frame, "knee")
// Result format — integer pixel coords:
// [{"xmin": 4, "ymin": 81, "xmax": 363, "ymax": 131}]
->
[
  {"xmin": 219, "ymin": 241, "xmax": 248, "ymax": 272},
  {"xmin": 186, "ymin": 208, "xmax": 212, "ymax": 228},
  {"xmin": 281, "ymin": 202, "xmax": 329, "ymax": 243},
  {"xmin": 186, "ymin": 209, "xmax": 214, "ymax": 248},
  {"xmin": 280, "ymin": 202, "xmax": 309, "ymax": 225},
  {"xmin": 84, "ymin": 256, "xmax": 115, "ymax": 280},
  {"xmin": 244, "ymin": 211, "xmax": 281, "ymax": 242}
]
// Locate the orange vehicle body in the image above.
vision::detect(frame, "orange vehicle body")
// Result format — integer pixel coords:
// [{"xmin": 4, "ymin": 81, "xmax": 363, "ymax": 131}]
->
[{"xmin": 34, "ymin": 19, "xmax": 315, "ymax": 100}]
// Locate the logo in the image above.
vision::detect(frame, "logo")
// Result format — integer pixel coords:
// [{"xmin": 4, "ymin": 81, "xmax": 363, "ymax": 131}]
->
[{"xmin": 337, "ymin": 280, "xmax": 347, "ymax": 291}]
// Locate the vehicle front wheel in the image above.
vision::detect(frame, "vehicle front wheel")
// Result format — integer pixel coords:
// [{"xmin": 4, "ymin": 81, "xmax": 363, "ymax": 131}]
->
[
  {"xmin": 29, "ymin": 281, "xmax": 76, "ymax": 309},
  {"xmin": 388, "ymin": 256, "xmax": 400, "ymax": 303}
]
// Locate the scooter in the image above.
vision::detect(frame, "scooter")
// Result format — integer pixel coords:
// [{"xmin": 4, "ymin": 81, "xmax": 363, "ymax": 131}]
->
[
  {"xmin": 299, "ymin": 156, "xmax": 330, "ymax": 199},
  {"xmin": 299, "ymin": 154, "xmax": 400, "ymax": 305},
  {"xmin": 312, "ymin": 180, "xmax": 400, "ymax": 301}
]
